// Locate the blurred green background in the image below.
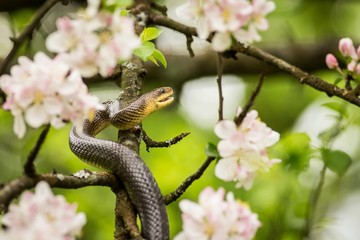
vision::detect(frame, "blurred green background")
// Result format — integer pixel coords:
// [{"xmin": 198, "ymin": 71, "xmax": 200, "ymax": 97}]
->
[{"xmin": 2, "ymin": 0, "xmax": 360, "ymax": 239}]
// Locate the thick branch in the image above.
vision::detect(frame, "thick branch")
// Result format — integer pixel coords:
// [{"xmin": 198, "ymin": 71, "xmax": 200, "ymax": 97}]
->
[
  {"xmin": 233, "ymin": 43, "xmax": 360, "ymax": 107},
  {"xmin": 148, "ymin": 12, "xmax": 360, "ymax": 107},
  {"xmin": 112, "ymin": 185, "xmax": 141, "ymax": 240},
  {"xmin": 0, "ymin": 172, "xmax": 119, "ymax": 213}
]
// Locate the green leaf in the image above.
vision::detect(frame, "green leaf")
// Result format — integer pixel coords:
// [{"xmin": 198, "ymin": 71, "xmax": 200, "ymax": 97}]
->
[
  {"xmin": 321, "ymin": 102, "xmax": 348, "ymax": 117},
  {"xmin": 322, "ymin": 149, "xmax": 352, "ymax": 177},
  {"xmin": 152, "ymin": 49, "xmax": 167, "ymax": 68},
  {"xmin": 103, "ymin": 0, "xmax": 133, "ymax": 9},
  {"xmin": 333, "ymin": 77, "xmax": 343, "ymax": 86},
  {"xmin": 205, "ymin": 143, "xmax": 220, "ymax": 158},
  {"xmin": 270, "ymin": 132, "xmax": 311, "ymax": 172},
  {"xmin": 148, "ymin": 56, "xmax": 159, "ymax": 66},
  {"xmin": 140, "ymin": 27, "xmax": 162, "ymax": 42},
  {"xmin": 133, "ymin": 42, "xmax": 155, "ymax": 61}
]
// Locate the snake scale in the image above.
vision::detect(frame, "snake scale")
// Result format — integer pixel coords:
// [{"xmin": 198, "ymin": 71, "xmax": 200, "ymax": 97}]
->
[{"xmin": 69, "ymin": 87, "xmax": 174, "ymax": 240}]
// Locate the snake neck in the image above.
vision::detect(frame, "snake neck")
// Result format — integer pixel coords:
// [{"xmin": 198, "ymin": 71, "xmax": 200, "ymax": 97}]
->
[{"xmin": 110, "ymin": 98, "xmax": 148, "ymax": 130}]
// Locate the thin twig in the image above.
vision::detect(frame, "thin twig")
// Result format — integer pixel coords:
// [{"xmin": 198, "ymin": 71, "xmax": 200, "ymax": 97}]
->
[
  {"xmin": 232, "ymin": 43, "xmax": 360, "ymax": 107},
  {"xmin": 141, "ymin": 129, "xmax": 190, "ymax": 152},
  {"xmin": 217, "ymin": 53, "xmax": 224, "ymax": 121},
  {"xmin": 0, "ymin": 0, "xmax": 61, "ymax": 75},
  {"xmin": 148, "ymin": 12, "xmax": 360, "ymax": 108},
  {"xmin": 303, "ymin": 164, "xmax": 327, "ymax": 237},
  {"xmin": 186, "ymin": 35, "xmax": 195, "ymax": 57},
  {"xmin": 164, "ymin": 157, "xmax": 216, "ymax": 204},
  {"xmin": 23, "ymin": 124, "xmax": 50, "ymax": 176},
  {"xmin": 235, "ymin": 68, "xmax": 266, "ymax": 126}
]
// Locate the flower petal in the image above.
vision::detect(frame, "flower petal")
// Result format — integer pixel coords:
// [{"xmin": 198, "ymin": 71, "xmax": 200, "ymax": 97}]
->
[{"xmin": 214, "ymin": 120, "xmax": 237, "ymax": 139}]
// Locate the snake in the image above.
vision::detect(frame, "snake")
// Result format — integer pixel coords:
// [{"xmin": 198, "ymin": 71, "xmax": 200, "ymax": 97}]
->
[{"xmin": 69, "ymin": 87, "xmax": 174, "ymax": 240}]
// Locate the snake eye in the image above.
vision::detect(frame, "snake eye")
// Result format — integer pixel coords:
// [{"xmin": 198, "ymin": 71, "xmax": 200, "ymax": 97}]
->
[{"xmin": 159, "ymin": 88, "xmax": 166, "ymax": 94}]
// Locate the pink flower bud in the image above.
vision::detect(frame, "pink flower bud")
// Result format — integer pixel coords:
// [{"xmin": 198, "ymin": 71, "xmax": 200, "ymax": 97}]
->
[
  {"xmin": 325, "ymin": 53, "xmax": 338, "ymax": 69},
  {"xmin": 339, "ymin": 38, "xmax": 357, "ymax": 59},
  {"xmin": 347, "ymin": 60, "xmax": 356, "ymax": 72}
]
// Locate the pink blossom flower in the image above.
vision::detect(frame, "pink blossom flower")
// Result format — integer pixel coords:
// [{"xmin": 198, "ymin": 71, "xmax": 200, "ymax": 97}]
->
[
  {"xmin": 325, "ymin": 53, "xmax": 339, "ymax": 69},
  {"xmin": 176, "ymin": 0, "xmax": 276, "ymax": 51},
  {"xmin": 176, "ymin": 0, "xmax": 210, "ymax": 39},
  {"xmin": 338, "ymin": 38, "xmax": 357, "ymax": 59},
  {"xmin": 251, "ymin": 0, "xmax": 276, "ymax": 31},
  {"xmin": 46, "ymin": 1, "xmax": 140, "ymax": 78},
  {"xmin": 0, "ymin": 52, "xmax": 103, "ymax": 138},
  {"xmin": 214, "ymin": 107, "xmax": 280, "ymax": 189},
  {"xmin": 0, "ymin": 181, "xmax": 86, "ymax": 240},
  {"xmin": 174, "ymin": 187, "xmax": 261, "ymax": 240},
  {"xmin": 326, "ymin": 38, "xmax": 360, "ymax": 80}
]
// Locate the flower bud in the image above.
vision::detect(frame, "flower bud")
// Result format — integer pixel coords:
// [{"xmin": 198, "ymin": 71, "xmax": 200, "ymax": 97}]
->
[
  {"xmin": 339, "ymin": 38, "xmax": 357, "ymax": 59},
  {"xmin": 325, "ymin": 53, "xmax": 338, "ymax": 69}
]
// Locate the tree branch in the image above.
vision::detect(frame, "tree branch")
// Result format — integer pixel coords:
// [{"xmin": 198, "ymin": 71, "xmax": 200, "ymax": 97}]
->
[
  {"xmin": 148, "ymin": 12, "xmax": 360, "ymax": 108},
  {"xmin": 235, "ymin": 69, "xmax": 266, "ymax": 126},
  {"xmin": 23, "ymin": 124, "xmax": 50, "ymax": 176},
  {"xmin": 141, "ymin": 129, "xmax": 190, "ymax": 152},
  {"xmin": 233, "ymin": 43, "xmax": 360, "ymax": 107},
  {"xmin": 112, "ymin": 184, "xmax": 141, "ymax": 240},
  {"xmin": 164, "ymin": 157, "xmax": 216, "ymax": 205},
  {"xmin": 216, "ymin": 53, "xmax": 224, "ymax": 121},
  {"xmin": 0, "ymin": 172, "xmax": 119, "ymax": 213}
]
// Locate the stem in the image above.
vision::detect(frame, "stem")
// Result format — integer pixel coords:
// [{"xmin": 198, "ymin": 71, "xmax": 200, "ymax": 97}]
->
[
  {"xmin": 23, "ymin": 124, "xmax": 50, "ymax": 176},
  {"xmin": 217, "ymin": 53, "xmax": 224, "ymax": 121},
  {"xmin": 235, "ymin": 69, "xmax": 266, "ymax": 126},
  {"xmin": 164, "ymin": 157, "xmax": 216, "ymax": 204},
  {"xmin": 304, "ymin": 164, "xmax": 327, "ymax": 237}
]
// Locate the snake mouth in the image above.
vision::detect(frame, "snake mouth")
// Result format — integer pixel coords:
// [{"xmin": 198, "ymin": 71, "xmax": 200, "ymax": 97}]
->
[{"xmin": 156, "ymin": 87, "xmax": 174, "ymax": 107}]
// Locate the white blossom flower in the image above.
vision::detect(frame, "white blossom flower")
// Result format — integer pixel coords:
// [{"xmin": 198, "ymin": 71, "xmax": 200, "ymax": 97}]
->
[
  {"xmin": 0, "ymin": 52, "xmax": 103, "ymax": 138},
  {"xmin": 174, "ymin": 187, "xmax": 261, "ymax": 240},
  {"xmin": 0, "ymin": 181, "xmax": 86, "ymax": 240},
  {"xmin": 46, "ymin": 0, "xmax": 140, "ymax": 78},
  {"xmin": 250, "ymin": 0, "xmax": 276, "ymax": 31},
  {"xmin": 214, "ymin": 107, "xmax": 281, "ymax": 189},
  {"xmin": 176, "ymin": 0, "xmax": 276, "ymax": 51}
]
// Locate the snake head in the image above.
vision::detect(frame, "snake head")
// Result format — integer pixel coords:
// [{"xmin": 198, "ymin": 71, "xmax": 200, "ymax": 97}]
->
[{"xmin": 148, "ymin": 87, "xmax": 174, "ymax": 111}]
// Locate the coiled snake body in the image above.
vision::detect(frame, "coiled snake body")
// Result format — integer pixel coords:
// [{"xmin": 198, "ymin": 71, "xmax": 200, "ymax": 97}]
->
[{"xmin": 69, "ymin": 87, "xmax": 174, "ymax": 240}]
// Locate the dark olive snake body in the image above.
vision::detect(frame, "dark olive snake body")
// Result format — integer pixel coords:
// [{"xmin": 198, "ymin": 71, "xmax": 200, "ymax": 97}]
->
[{"xmin": 69, "ymin": 88, "xmax": 174, "ymax": 240}]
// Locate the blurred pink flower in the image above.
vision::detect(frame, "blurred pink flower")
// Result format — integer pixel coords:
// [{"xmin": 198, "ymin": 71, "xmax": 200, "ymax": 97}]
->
[
  {"xmin": 338, "ymin": 37, "xmax": 357, "ymax": 59},
  {"xmin": 251, "ymin": 0, "xmax": 276, "ymax": 30},
  {"xmin": 176, "ymin": 0, "xmax": 276, "ymax": 51},
  {"xmin": 174, "ymin": 187, "xmax": 261, "ymax": 240},
  {"xmin": 325, "ymin": 53, "xmax": 339, "ymax": 69},
  {"xmin": 0, "ymin": 181, "xmax": 86, "ymax": 240}
]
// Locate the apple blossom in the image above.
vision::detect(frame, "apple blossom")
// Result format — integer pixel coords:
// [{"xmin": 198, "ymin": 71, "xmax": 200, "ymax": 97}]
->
[
  {"xmin": 174, "ymin": 187, "xmax": 261, "ymax": 240},
  {"xmin": 325, "ymin": 53, "xmax": 339, "ymax": 69},
  {"xmin": 325, "ymin": 37, "xmax": 360, "ymax": 82},
  {"xmin": 0, "ymin": 181, "xmax": 86, "ymax": 240},
  {"xmin": 214, "ymin": 107, "xmax": 280, "ymax": 189},
  {"xmin": 176, "ymin": 0, "xmax": 275, "ymax": 51},
  {"xmin": 46, "ymin": 1, "xmax": 140, "ymax": 78},
  {"xmin": 0, "ymin": 52, "xmax": 103, "ymax": 138},
  {"xmin": 338, "ymin": 37, "xmax": 357, "ymax": 59}
]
